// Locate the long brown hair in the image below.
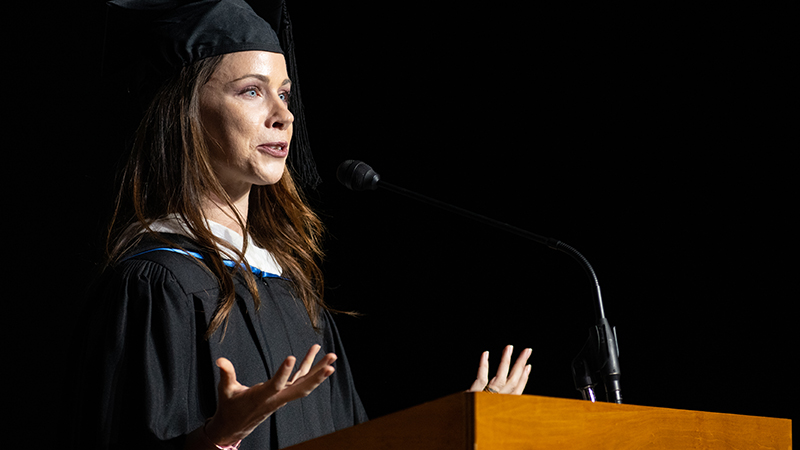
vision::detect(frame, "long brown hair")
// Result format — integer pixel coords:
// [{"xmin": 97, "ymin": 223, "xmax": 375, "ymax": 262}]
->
[{"xmin": 106, "ymin": 53, "xmax": 328, "ymax": 340}]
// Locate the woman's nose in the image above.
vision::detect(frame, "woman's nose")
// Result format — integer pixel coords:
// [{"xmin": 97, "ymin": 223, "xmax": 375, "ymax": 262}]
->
[{"xmin": 267, "ymin": 96, "xmax": 294, "ymax": 130}]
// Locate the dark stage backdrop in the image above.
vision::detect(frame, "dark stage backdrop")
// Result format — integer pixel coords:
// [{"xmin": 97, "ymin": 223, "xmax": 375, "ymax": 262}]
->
[{"xmin": 18, "ymin": 2, "xmax": 793, "ymax": 446}]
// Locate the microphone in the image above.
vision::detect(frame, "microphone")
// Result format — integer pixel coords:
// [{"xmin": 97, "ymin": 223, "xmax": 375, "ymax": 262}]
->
[
  {"xmin": 336, "ymin": 160, "xmax": 380, "ymax": 191},
  {"xmin": 336, "ymin": 159, "xmax": 622, "ymax": 404}
]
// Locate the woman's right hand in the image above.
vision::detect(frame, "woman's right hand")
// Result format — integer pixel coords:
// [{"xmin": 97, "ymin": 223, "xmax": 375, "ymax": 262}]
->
[{"xmin": 200, "ymin": 344, "xmax": 336, "ymax": 447}]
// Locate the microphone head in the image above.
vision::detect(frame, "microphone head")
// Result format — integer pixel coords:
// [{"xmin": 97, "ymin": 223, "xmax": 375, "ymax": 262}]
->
[{"xmin": 336, "ymin": 160, "xmax": 381, "ymax": 191}]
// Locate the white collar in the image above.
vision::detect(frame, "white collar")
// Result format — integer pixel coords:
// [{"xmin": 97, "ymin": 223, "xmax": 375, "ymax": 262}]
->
[{"xmin": 149, "ymin": 215, "xmax": 282, "ymax": 276}]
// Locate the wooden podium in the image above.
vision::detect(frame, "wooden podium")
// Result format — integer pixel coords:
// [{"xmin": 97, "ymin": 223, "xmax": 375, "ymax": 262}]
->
[{"xmin": 286, "ymin": 392, "xmax": 791, "ymax": 449}]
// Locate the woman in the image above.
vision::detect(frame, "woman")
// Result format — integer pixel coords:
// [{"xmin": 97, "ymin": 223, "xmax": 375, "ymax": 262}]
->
[{"xmin": 73, "ymin": 1, "xmax": 532, "ymax": 449}]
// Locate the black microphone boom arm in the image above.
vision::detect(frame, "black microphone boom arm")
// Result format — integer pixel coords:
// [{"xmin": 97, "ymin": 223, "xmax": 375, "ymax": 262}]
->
[{"xmin": 336, "ymin": 160, "xmax": 622, "ymax": 403}]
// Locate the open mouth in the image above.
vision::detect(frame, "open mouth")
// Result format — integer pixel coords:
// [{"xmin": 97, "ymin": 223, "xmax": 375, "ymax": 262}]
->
[{"xmin": 257, "ymin": 142, "xmax": 288, "ymax": 157}]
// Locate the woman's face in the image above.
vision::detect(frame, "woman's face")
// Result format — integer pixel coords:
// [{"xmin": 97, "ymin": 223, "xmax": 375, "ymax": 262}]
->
[{"xmin": 199, "ymin": 51, "xmax": 294, "ymax": 195}]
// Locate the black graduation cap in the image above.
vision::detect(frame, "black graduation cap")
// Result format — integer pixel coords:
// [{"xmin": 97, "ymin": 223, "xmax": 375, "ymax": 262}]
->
[{"xmin": 103, "ymin": 0, "xmax": 320, "ymax": 187}]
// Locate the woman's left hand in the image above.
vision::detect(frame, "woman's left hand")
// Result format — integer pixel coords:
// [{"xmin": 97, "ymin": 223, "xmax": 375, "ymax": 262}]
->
[{"xmin": 468, "ymin": 345, "xmax": 532, "ymax": 395}]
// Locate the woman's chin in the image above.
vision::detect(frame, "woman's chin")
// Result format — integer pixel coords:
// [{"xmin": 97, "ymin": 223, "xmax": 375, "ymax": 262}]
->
[{"xmin": 253, "ymin": 167, "xmax": 287, "ymax": 186}]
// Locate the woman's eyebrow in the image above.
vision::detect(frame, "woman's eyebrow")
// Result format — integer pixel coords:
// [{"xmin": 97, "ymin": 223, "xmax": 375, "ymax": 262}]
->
[{"xmin": 229, "ymin": 74, "xmax": 292, "ymax": 86}]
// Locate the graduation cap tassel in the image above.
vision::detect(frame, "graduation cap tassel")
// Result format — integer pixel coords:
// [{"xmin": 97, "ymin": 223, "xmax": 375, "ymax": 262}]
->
[{"xmin": 278, "ymin": 3, "xmax": 322, "ymax": 189}]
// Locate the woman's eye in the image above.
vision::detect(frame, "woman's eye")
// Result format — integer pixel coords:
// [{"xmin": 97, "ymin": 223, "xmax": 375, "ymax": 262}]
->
[
  {"xmin": 279, "ymin": 91, "xmax": 291, "ymax": 103},
  {"xmin": 241, "ymin": 87, "xmax": 260, "ymax": 98}
]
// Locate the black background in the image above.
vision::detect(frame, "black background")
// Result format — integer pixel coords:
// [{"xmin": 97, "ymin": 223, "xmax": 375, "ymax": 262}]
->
[{"xmin": 15, "ymin": 1, "xmax": 794, "ymax": 445}]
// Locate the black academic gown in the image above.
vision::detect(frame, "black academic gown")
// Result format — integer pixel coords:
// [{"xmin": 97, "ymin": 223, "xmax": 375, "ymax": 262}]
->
[{"xmin": 72, "ymin": 233, "xmax": 367, "ymax": 449}]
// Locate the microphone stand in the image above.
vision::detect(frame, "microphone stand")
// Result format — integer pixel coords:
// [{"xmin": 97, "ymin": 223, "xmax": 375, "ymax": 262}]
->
[
  {"xmin": 339, "ymin": 161, "xmax": 622, "ymax": 403},
  {"xmin": 381, "ymin": 181, "xmax": 622, "ymax": 403}
]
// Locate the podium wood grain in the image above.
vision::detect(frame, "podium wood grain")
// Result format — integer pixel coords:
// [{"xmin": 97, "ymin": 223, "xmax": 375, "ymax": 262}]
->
[
  {"xmin": 285, "ymin": 392, "xmax": 792, "ymax": 449},
  {"xmin": 472, "ymin": 393, "xmax": 791, "ymax": 449}
]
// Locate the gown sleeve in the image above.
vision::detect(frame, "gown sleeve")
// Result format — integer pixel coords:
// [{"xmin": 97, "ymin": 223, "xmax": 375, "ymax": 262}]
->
[
  {"xmin": 72, "ymin": 257, "xmax": 211, "ymax": 449},
  {"xmin": 320, "ymin": 310, "xmax": 369, "ymax": 429}
]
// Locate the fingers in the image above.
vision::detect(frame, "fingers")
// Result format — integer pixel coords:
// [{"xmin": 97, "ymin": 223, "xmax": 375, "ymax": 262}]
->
[
  {"xmin": 493, "ymin": 345, "xmax": 515, "ymax": 385},
  {"xmin": 468, "ymin": 351, "xmax": 490, "ymax": 392},
  {"xmin": 512, "ymin": 364, "xmax": 532, "ymax": 395},
  {"xmin": 472, "ymin": 346, "xmax": 533, "ymax": 395},
  {"xmin": 210, "ymin": 348, "xmax": 336, "ymax": 444},
  {"xmin": 216, "ymin": 357, "xmax": 241, "ymax": 397},
  {"xmin": 296, "ymin": 353, "xmax": 338, "ymax": 388},
  {"xmin": 505, "ymin": 347, "xmax": 532, "ymax": 385},
  {"xmin": 255, "ymin": 348, "xmax": 337, "ymax": 399},
  {"xmin": 215, "ymin": 346, "xmax": 337, "ymax": 406},
  {"xmin": 290, "ymin": 344, "xmax": 322, "ymax": 384},
  {"xmin": 277, "ymin": 352, "xmax": 337, "ymax": 402},
  {"xmin": 270, "ymin": 355, "xmax": 298, "ymax": 392}
]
